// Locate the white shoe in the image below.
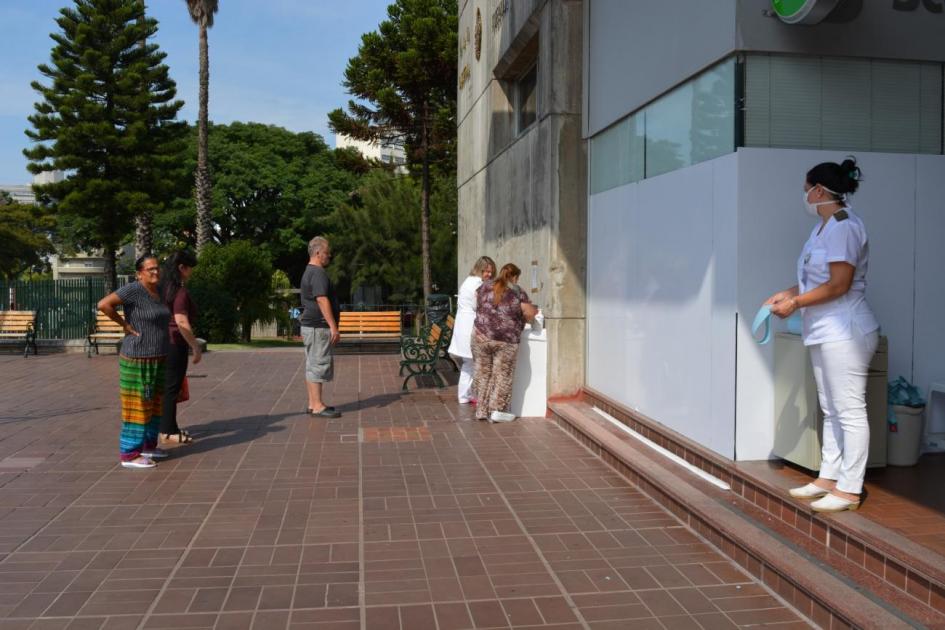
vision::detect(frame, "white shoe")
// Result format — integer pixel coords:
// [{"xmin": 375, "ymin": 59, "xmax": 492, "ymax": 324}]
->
[
  {"xmin": 121, "ymin": 457, "xmax": 156, "ymax": 469},
  {"xmin": 788, "ymin": 483, "xmax": 829, "ymax": 499},
  {"xmin": 811, "ymin": 493, "xmax": 860, "ymax": 512},
  {"xmin": 489, "ymin": 411, "xmax": 516, "ymax": 423},
  {"xmin": 458, "ymin": 398, "xmax": 472, "ymax": 404},
  {"xmin": 141, "ymin": 448, "xmax": 168, "ymax": 459}
]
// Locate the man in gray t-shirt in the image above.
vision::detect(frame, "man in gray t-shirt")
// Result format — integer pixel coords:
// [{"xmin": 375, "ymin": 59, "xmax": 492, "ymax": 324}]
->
[{"xmin": 299, "ymin": 236, "xmax": 342, "ymax": 418}]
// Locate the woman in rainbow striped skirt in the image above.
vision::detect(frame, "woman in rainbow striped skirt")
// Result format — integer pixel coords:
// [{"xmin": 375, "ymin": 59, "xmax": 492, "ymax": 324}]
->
[{"xmin": 98, "ymin": 255, "xmax": 172, "ymax": 469}]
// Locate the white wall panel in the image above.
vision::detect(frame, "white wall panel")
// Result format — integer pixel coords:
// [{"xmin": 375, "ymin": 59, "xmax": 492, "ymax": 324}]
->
[
  {"xmin": 735, "ymin": 150, "xmax": 826, "ymax": 460},
  {"xmin": 587, "ymin": 156, "xmax": 738, "ymax": 458},
  {"xmin": 914, "ymin": 155, "xmax": 945, "ymax": 408},
  {"xmin": 710, "ymin": 156, "xmax": 739, "ymax": 454}
]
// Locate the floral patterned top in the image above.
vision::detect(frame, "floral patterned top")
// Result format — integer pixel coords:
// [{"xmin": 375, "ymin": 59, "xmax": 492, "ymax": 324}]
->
[{"xmin": 473, "ymin": 280, "xmax": 531, "ymax": 344}]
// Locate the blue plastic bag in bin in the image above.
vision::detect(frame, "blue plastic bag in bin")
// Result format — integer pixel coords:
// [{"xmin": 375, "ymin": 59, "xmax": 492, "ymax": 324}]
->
[{"xmin": 888, "ymin": 376, "xmax": 925, "ymax": 432}]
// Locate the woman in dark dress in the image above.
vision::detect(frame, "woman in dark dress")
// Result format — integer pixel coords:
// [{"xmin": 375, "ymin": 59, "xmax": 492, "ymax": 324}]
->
[{"xmin": 159, "ymin": 251, "xmax": 202, "ymax": 444}]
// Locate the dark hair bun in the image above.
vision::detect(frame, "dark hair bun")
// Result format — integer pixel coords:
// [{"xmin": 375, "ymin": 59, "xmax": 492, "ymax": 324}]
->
[{"xmin": 839, "ymin": 157, "xmax": 861, "ymax": 194}]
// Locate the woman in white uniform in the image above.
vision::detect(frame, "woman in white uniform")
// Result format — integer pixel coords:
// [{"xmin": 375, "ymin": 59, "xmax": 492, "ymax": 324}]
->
[
  {"xmin": 449, "ymin": 256, "xmax": 496, "ymax": 404},
  {"xmin": 765, "ymin": 157, "xmax": 880, "ymax": 513}
]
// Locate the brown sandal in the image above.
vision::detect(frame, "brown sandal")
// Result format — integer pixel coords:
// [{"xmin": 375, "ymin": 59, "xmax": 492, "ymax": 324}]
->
[{"xmin": 161, "ymin": 430, "xmax": 193, "ymax": 444}]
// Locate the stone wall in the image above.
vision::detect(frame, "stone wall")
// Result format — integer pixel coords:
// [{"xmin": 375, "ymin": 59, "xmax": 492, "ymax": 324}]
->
[{"xmin": 457, "ymin": 0, "xmax": 586, "ymax": 397}]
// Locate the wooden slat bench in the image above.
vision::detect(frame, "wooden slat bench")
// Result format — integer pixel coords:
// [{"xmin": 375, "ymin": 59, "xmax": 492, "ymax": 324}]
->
[
  {"xmin": 399, "ymin": 315, "xmax": 455, "ymax": 390},
  {"xmin": 0, "ymin": 311, "xmax": 38, "ymax": 357},
  {"xmin": 338, "ymin": 311, "xmax": 402, "ymax": 343},
  {"xmin": 86, "ymin": 310, "xmax": 124, "ymax": 357}
]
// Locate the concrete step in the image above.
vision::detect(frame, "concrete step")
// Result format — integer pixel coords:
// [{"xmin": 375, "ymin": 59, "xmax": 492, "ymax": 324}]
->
[{"xmin": 550, "ymin": 400, "xmax": 943, "ymax": 629}]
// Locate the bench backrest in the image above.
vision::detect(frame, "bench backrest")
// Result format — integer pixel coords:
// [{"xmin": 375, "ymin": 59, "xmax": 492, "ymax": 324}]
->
[
  {"xmin": 338, "ymin": 311, "xmax": 401, "ymax": 335},
  {"xmin": 426, "ymin": 321, "xmax": 446, "ymax": 347},
  {"xmin": 94, "ymin": 310, "xmax": 124, "ymax": 333},
  {"xmin": 0, "ymin": 311, "xmax": 36, "ymax": 333}
]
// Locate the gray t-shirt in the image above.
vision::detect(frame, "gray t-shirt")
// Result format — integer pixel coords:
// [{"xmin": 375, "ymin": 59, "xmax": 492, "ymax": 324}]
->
[
  {"xmin": 300, "ymin": 264, "xmax": 340, "ymax": 328},
  {"xmin": 115, "ymin": 281, "xmax": 171, "ymax": 357}
]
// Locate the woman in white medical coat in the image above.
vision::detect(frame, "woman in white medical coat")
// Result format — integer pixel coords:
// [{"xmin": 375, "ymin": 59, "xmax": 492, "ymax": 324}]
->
[
  {"xmin": 449, "ymin": 256, "xmax": 496, "ymax": 404},
  {"xmin": 765, "ymin": 157, "xmax": 880, "ymax": 513}
]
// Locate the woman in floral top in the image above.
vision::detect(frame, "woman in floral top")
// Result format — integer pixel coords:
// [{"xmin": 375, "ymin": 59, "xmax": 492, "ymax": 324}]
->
[{"xmin": 471, "ymin": 263, "xmax": 538, "ymax": 422}]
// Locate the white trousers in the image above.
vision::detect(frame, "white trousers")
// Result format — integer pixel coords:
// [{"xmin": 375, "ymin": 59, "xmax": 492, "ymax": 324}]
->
[
  {"xmin": 810, "ymin": 329, "xmax": 879, "ymax": 494},
  {"xmin": 456, "ymin": 356, "xmax": 475, "ymax": 402}
]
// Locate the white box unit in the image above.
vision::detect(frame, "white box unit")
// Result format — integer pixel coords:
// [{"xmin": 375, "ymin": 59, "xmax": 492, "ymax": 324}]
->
[{"xmin": 773, "ymin": 333, "xmax": 888, "ymax": 470}]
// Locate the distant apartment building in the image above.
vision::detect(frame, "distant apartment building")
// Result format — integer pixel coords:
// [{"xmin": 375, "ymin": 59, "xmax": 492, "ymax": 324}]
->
[{"xmin": 335, "ymin": 134, "xmax": 408, "ymax": 172}]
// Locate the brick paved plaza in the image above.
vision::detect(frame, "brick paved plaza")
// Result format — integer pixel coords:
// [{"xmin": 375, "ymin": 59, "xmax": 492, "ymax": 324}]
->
[{"xmin": 0, "ymin": 351, "xmax": 809, "ymax": 629}]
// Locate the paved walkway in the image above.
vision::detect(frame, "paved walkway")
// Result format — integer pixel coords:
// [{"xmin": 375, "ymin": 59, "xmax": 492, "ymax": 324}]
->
[{"xmin": 0, "ymin": 351, "xmax": 809, "ymax": 629}]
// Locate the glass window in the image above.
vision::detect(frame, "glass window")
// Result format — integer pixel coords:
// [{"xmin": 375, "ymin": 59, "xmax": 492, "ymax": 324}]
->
[
  {"xmin": 645, "ymin": 58, "xmax": 735, "ymax": 178},
  {"xmin": 589, "ymin": 114, "xmax": 644, "ymax": 194},
  {"xmin": 589, "ymin": 57, "xmax": 735, "ymax": 191},
  {"xmin": 745, "ymin": 54, "xmax": 943, "ymax": 154},
  {"xmin": 516, "ymin": 64, "xmax": 538, "ymax": 133},
  {"xmin": 768, "ymin": 56, "xmax": 822, "ymax": 149}
]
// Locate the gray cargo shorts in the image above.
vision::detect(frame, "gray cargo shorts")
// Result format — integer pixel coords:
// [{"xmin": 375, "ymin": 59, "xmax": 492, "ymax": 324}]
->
[{"xmin": 301, "ymin": 326, "xmax": 334, "ymax": 383}]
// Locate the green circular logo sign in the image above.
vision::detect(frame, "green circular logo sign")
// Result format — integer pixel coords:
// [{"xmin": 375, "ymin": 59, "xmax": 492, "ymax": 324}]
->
[{"xmin": 771, "ymin": 0, "xmax": 840, "ymax": 24}]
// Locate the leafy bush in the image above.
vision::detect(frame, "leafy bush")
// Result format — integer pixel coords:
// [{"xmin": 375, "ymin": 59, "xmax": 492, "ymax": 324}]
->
[{"xmin": 189, "ymin": 241, "xmax": 274, "ymax": 342}]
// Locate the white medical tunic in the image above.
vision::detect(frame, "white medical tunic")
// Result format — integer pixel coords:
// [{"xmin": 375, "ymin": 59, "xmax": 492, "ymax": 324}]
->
[
  {"xmin": 797, "ymin": 207, "xmax": 879, "ymax": 346},
  {"xmin": 447, "ymin": 275, "xmax": 481, "ymax": 359}
]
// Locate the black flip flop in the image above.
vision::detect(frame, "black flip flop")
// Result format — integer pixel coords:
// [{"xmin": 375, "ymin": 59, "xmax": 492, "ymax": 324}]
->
[{"xmin": 310, "ymin": 407, "xmax": 341, "ymax": 418}]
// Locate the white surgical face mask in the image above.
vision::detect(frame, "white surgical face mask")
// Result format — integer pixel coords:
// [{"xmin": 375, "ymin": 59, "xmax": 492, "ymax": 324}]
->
[{"xmin": 803, "ymin": 185, "xmax": 842, "ymax": 217}]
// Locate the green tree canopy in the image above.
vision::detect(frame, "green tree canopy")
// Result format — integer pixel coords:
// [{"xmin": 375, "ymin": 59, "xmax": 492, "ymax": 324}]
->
[
  {"xmin": 328, "ymin": 0, "xmax": 458, "ymax": 299},
  {"xmin": 188, "ymin": 240, "xmax": 273, "ymax": 342},
  {"xmin": 24, "ymin": 0, "xmax": 186, "ymax": 291},
  {"xmin": 0, "ymin": 193, "xmax": 55, "ymax": 280},
  {"xmin": 156, "ymin": 122, "xmax": 362, "ymax": 283},
  {"xmin": 326, "ymin": 170, "xmax": 456, "ymax": 304}
]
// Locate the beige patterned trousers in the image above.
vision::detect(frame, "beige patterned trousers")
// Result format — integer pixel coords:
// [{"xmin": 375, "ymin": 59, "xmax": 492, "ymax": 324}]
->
[{"xmin": 471, "ymin": 332, "xmax": 520, "ymax": 420}]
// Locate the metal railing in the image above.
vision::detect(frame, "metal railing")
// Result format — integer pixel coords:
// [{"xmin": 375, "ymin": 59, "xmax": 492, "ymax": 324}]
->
[{"xmin": 0, "ymin": 278, "xmax": 124, "ymax": 340}]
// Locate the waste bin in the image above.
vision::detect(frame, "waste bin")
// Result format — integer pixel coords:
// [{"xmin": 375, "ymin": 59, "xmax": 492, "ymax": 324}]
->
[
  {"xmin": 888, "ymin": 405, "xmax": 925, "ymax": 466},
  {"xmin": 425, "ymin": 294, "xmax": 451, "ymax": 326}
]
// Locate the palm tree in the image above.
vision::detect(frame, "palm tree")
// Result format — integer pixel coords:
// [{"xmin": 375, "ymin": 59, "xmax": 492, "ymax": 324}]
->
[{"xmin": 185, "ymin": 0, "xmax": 218, "ymax": 254}]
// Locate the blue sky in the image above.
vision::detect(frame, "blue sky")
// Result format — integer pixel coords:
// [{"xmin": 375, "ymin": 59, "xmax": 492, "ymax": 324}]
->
[{"xmin": 0, "ymin": 0, "xmax": 392, "ymax": 183}]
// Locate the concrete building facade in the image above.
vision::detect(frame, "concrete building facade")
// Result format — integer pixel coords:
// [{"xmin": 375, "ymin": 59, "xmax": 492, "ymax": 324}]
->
[
  {"xmin": 457, "ymin": 0, "xmax": 945, "ymax": 460},
  {"xmin": 457, "ymin": 0, "xmax": 587, "ymax": 398}
]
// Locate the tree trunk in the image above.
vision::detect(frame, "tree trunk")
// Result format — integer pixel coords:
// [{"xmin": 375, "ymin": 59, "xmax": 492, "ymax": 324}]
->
[
  {"xmin": 194, "ymin": 22, "xmax": 212, "ymax": 254},
  {"xmin": 134, "ymin": 212, "xmax": 152, "ymax": 258},
  {"xmin": 241, "ymin": 315, "xmax": 252, "ymax": 343},
  {"xmin": 420, "ymin": 106, "xmax": 432, "ymax": 301},
  {"xmin": 103, "ymin": 248, "xmax": 118, "ymax": 294},
  {"xmin": 135, "ymin": 10, "xmax": 151, "ymax": 258}
]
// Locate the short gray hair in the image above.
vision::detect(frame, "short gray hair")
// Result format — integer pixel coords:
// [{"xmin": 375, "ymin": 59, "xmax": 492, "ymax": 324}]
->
[{"xmin": 308, "ymin": 236, "xmax": 329, "ymax": 257}]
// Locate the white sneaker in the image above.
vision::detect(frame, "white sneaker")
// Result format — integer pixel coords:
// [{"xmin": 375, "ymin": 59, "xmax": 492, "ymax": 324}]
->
[
  {"xmin": 788, "ymin": 483, "xmax": 829, "ymax": 499},
  {"xmin": 810, "ymin": 493, "xmax": 860, "ymax": 512},
  {"xmin": 121, "ymin": 457, "xmax": 156, "ymax": 469},
  {"xmin": 489, "ymin": 411, "xmax": 516, "ymax": 423}
]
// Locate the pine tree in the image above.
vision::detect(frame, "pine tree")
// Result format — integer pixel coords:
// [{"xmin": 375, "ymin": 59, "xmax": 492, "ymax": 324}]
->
[
  {"xmin": 25, "ymin": 0, "xmax": 185, "ymax": 291},
  {"xmin": 328, "ymin": 0, "xmax": 457, "ymax": 301}
]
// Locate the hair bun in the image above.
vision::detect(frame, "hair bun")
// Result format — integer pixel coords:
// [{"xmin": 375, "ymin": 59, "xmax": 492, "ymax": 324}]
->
[
  {"xmin": 840, "ymin": 157, "xmax": 859, "ymax": 179},
  {"xmin": 839, "ymin": 157, "xmax": 861, "ymax": 194}
]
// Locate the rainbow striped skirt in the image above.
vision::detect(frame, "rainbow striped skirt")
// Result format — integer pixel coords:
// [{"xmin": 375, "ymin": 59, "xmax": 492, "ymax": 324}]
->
[{"xmin": 118, "ymin": 355, "xmax": 165, "ymax": 461}]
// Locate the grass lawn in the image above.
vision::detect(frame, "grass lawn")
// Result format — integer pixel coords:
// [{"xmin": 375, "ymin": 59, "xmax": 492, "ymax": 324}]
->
[{"xmin": 207, "ymin": 338, "xmax": 302, "ymax": 351}]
